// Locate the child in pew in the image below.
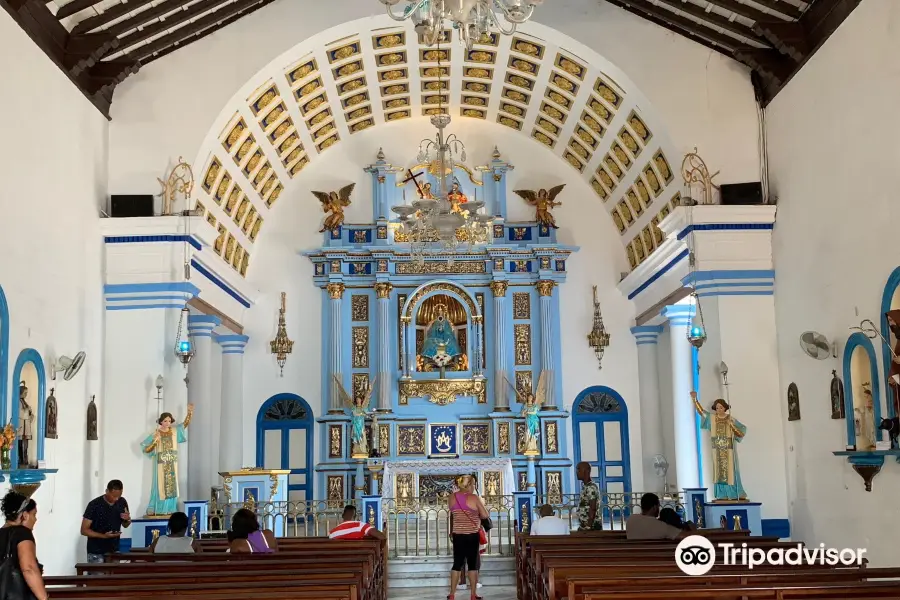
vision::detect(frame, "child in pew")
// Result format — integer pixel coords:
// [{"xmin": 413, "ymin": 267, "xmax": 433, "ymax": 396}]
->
[
  {"xmin": 150, "ymin": 512, "xmax": 202, "ymax": 553},
  {"xmin": 228, "ymin": 508, "xmax": 279, "ymax": 553},
  {"xmin": 0, "ymin": 490, "xmax": 48, "ymax": 600}
]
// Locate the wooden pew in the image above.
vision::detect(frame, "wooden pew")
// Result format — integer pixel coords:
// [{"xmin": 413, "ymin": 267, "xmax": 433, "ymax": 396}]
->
[{"xmin": 581, "ymin": 581, "xmax": 900, "ymax": 599}]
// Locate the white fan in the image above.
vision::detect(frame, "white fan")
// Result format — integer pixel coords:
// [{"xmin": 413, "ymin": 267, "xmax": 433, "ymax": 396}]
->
[
  {"xmin": 653, "ymin": 454, "xmax": 672, "ymax": 498},
  {"xmin": 50, "ymin": 351, "xmax": 86, "ymax": 381},
  {"xmin": 799, "ymin": 331, "xmax": 833, "ymax": 360}
]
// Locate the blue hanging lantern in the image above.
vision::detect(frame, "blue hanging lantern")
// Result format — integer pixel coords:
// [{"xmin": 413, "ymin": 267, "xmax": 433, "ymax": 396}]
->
[
  {"xmin": 686, "ymin": 291, "xmax": 707, "ymax": 349},
  {"xmin": 174, "ymin": 307, "xmax": 194, "ymax": 366}
]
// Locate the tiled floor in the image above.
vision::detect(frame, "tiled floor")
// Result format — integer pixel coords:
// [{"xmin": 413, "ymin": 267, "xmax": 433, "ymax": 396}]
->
[{"xmin": 389, "ymin": 586, "xmax": 516, "ymax": 600}]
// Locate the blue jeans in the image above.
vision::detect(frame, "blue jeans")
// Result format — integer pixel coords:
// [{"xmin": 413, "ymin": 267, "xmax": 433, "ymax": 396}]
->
[{"xmin": 87, "ymin": 553, "xmax": 105, "ymax": 564}]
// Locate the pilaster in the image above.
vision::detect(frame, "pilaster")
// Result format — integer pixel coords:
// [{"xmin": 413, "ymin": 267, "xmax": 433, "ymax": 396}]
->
[
  {"xmin": 490, "ymin": 280, "xmax": 511, "ymax": 411},
  {"xmin": 374, "ymin": 282, "xmax": 393, "ymax": 412},
  {"xmin": 187, "ymin": 314, "xmax": 220, "ymax": 501},
  {"xmin": 217, "ymin": 334, "xmax": 248, "ymax": 473},
  {"xmin": 661, "ymin": 304, "xmax": 699, "ymax": 491},
  {"xmin": 631, "ymin": 325, "xmax": 664, "ymax": 493},
  {"xmin": 536, "ymin": 280, "xmax": 558, "ymax": 410},
  {"xmin": 327, "ymin": 282, "xmax": 346, "ymax": 413}
]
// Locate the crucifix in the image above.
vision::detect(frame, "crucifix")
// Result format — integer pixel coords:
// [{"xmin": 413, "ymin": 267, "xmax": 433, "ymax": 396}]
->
[{"xmin": 402, "ymin": 169, "xmax": 425, "ymax": 198}]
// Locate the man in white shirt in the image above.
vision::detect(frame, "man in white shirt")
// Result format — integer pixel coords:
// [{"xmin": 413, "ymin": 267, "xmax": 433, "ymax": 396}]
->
[{"xmin": 530, "ymin": 504, "xmax": 570, "ymax": 535}]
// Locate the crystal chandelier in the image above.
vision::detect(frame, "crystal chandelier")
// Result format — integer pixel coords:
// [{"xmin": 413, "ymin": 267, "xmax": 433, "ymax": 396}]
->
[
  {"xmin": 391, "ymin": 46, "xmax": 493, "ymax": 264},
  {"xmin": 380, "ymin": 0, "xmax": 544, "ymax": 49}
]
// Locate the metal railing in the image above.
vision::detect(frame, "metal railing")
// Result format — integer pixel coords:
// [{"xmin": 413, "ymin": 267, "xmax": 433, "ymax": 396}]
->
[{"xmin": 210, "ymin": 491, "xmax": 686, "ymax": 557}]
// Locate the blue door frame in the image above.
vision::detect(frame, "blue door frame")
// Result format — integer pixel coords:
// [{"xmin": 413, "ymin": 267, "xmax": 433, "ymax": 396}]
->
[
  {"xmin": 256, "ymin": 394, "xmax": 315, "ymax": 505},
  {"xmin": 572, "ymin": 386, "xmax": 632, "ymax": 521}
]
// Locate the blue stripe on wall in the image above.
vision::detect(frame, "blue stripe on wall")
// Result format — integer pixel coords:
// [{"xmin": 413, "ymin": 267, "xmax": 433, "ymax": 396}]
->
[
  {"xmin": 190, "ymin": 259, "xmax": 251, "ymax": 308},
  {"xmin": 677, "ymin": 223, "xmax": 774, "ymax": 241},
  {"xmin": 628, "ymin": 248, "xmax": 689, "ymax": 300},
  {"xmin": 105, "ymin": 235, "xmax": 202, "ymax": 251}
]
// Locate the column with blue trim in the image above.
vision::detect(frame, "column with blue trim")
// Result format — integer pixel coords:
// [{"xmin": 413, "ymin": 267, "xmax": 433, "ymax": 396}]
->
[
  {"xmin": 217, "ymin": 335, "xmax": 249, "ymax": 472},
  {"xmin": 327, "ymin": 282, "xmax": 345, "ymax": 413},
  {"xmin": 187, "ymin": 314, "xmax": 220, "ymax": 501},
  {"xmin": 536, "ymin": 280, "xmax": 558, "ymax": 409},
  {"xmin": 374, "ymin": 282, "xmax": 393, "ymax": 412},
  {"xmin": 631, "ymin": 325, "xmax": 664, "ymax": 492},
  {"xmin": 490, "ymin": 280, "xmax": 511, "ymax": 411},
  {"xmin": 661, "ymin": 305, "xmax": 699, "ymax": 490}
]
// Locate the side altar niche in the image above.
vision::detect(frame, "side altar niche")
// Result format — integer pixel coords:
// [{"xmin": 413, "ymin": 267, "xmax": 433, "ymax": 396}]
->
[{"xmin": 307, "ymin": 148, "xmax": 578, "ymax": 505}]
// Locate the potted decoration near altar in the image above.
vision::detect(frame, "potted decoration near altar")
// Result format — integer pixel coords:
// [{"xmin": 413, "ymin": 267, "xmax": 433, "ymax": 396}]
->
[{"xmin": 0, "ymin": 422, "xmax": 16, "ymax": 470}]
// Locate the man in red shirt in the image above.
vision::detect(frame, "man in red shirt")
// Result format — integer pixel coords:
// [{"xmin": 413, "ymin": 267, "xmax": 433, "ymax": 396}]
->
[{"xmin": 329, "ymin": 505, "xmax": 386, "ymax": 540}]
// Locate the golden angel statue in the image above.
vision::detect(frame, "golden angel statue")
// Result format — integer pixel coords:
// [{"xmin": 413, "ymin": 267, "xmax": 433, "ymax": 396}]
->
[
  {"xmin": 334, "ymin": 375, "xmax": 376, "ymax": 458},
  {"xmin": 505, "ymin": 371, "xmax": 548, "ymax": 455},
  {"xmin": 312, "ymin": 183, "xmax": 355, "ymax": 233},
  {"xmin": 513, "ymin": 185, "xmax": 565, "ymax": 229}
]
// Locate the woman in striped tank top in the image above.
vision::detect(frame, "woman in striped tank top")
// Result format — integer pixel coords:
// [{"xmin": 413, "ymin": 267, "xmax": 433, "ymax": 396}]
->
[{"xmin": 448, "ymin": 475, "xmax": 489, "ymax": 600}]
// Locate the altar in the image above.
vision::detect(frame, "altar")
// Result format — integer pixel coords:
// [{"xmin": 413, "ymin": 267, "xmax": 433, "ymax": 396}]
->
[{"xmin": 383, "ymin": 458, "xmax": 516, "ymax": 501}]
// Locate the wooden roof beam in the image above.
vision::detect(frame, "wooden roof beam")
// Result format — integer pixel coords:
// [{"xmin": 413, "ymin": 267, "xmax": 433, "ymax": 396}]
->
[
  {"xmin": 55, "ymin": 0, "xmax": 105, "ymax": 20},
  {"xmin": 109, "ymin": 0, "xmax": 236, "ymax": 58},
  {"xmin": 652, "ymin": 0, "xmax": 771, "ymax": 46},
  {"xmin": 752, "ymin": 20, "xmax": 808, "ymax": 61},
  {"xmin": 126, "ymin": 0, "xmax": 272, "ymax": 62},
  {"xmin": 70, "ymin": 0, "xmax": 157, "ymax": 35},
  {"xmin": 706, "ymin": 0, "xmax": 788, "ymax": 24},
  {"xmin": 741, "ymin": 0, "xmax": 803, "ymax": 20}
]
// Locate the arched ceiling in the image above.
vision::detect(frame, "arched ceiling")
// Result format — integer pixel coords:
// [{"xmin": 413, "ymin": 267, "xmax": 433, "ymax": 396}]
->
[{"xmin": 193, "ymin": 17, "xmax": 683, "ymax": 279}]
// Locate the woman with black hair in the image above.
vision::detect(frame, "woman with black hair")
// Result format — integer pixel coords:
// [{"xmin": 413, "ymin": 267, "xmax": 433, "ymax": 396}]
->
[
  {"xmin": 150, "ymin": 512, "xmax": 201, "ymax": 553},
  {"xmin": 227, "ymin": 508, "xmax": 278, "ymax": 553},
  {"xmin": 0, "ymin": 491, "xmax": 48, "ymax": 600}
]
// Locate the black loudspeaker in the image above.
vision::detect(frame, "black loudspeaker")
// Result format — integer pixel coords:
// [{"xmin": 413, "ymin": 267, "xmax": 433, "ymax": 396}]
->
[
  {"xmin": 110, "ymin": 194, "xmax": 154, "ymax": 217},
  {"xmin": 720, "ymin": 182, "xmax": 763, "ymax": 205}
]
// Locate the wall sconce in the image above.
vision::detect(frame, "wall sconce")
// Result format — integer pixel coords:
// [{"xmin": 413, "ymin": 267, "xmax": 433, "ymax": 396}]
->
[
  {"xmin": 174, "ymin": 307, "xmax": 194, "ymax": 366},
  {"xmin": 586, "ymin": 285, "xmax": 610, "ymax": 369},
  {"xmin": 270, "ymin": 292, "xmax": 294, "ymax": 376},
  {"xmin": 155, "ymin": 375, "xmax": 164, "ymax": 414}
]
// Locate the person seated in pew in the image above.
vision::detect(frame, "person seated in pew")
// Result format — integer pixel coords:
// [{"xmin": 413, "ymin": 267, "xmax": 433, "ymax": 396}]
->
[
  {"xmin": 150, "ymin": 512, "xmax": 201, "ymax": 554},
  {"xmin": 530, "ymin": 504, "xmax": 570, "ymax": 535},
  {"xmin": 228, "ymin": 508, "xmax": 279, "ymax": 553},
  {"xmin": 0, "ymin": 491, "xmax": 48, "ymax": 600},
  {"xmin": 329, "ymin": 505, "xmax": 387, "ymax": 540},
  {"xmin": 626, "ymin": 493, "xmax": 687, "ymax": 540},
  {"xmin": 658, "ymin": 507, "xmax": 697, "ymax": 532}
]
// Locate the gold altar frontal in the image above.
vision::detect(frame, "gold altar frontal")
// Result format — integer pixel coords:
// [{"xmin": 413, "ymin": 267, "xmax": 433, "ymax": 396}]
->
[{"xmin": 398, "ymin": 378, "xmax": 486, "ymax": 405}]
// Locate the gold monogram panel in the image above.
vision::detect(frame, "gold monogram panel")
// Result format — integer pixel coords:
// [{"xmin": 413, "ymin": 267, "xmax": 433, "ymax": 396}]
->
[
  {"xmin": 516, "ymin": 371, "xmax": 533, "ymax": 396},
  {"xmin": 545, "ymin": 471, "xmax": 562, "ymax": 504},
  {"xmin": 329, "ymin": 425, "xmax": 343, "ymax": 459},
  {"xmin": 327, "ymin": 475, "xmax": 344, "ymax": 507},
  {"xmin": 515, "ymin": 422, "xmax": 528, "ymax": 454},
  {"xmin": 518, "ymin": 471, "xmax": 528, "ymax": 492},
  {"xmin": 352, "ymin": 373, "xmax": 369, "ymax": 401}
]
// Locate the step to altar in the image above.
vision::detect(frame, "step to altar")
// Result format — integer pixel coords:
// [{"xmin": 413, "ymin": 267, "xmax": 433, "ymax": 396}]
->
[{"xmin": 388, "ymin": 556, "xmax": 516, "ymax": 588}]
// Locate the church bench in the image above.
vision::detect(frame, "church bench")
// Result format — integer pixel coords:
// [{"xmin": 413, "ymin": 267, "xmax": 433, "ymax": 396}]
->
[
  {"xmin": 563, "ymin": 567, "xmax": 900, "ymax": 600},
  {"xmin": 50, "ymin": 592, "xmax": 353, "ymax": 600},
  {"xmin": 48, "ymin": 567, "xmax": 364, "ymax": 588},
  {"xmin": 44, "ymin": 579, "xmax": 362, "ymax": 600},
  {"xmin": 580, "ymin": 580, "xmax": 900, "ymax": 599}
]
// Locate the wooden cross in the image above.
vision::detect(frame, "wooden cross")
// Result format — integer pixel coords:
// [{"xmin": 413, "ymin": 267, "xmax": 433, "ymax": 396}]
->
[{"xmin": 402, "ymin": 169, "xmax": 425, "ymax": 198}]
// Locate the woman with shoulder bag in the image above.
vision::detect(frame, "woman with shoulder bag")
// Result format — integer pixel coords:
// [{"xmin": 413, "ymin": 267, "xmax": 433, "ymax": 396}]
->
[
  {"xmin": 0, "ymin": 490, "xmax": 48, "ymax": 600},
  {"xmin": 448, "ymin": 475, "xmax": 489, "ymax": 600}
]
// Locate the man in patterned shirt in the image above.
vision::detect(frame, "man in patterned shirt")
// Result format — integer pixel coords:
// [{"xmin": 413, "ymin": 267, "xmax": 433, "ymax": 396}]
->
[{"xmin": 575, "ymin": 462, "xmax": 601, "ymax": 531}]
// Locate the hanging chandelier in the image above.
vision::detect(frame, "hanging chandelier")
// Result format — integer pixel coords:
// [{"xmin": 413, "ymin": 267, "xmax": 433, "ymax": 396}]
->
[
  {"xmin": 380, "ymin": 0, "xmax": 543, "ymax": 49},
  {"xmin": 391, "ymin": 44, "xmax": 493, "ymax": 264},
  {"xmin": 270, "ymin": 292, "xmax": 294, "ymax": 376},
  {"xmin": 174, "ymin": 307, "xmax": 194, "ymax": 366},
  {"xmin": 680, "ymin": 149, "xmax": 711, "ymax": 349},
  {"xmin": 586, "ymin": 285, "xmax": 611, "ymax": 369}
]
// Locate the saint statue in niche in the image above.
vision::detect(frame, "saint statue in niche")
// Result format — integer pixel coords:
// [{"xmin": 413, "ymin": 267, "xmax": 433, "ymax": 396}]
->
[
  {"xmin": 18, "ymin": 382, "xmax": 34, "ymax": 468},
  {"xmin": 45, "ymin": 388, "xmax": 58, "ymax": 439},
  {"xmin": 692, "ymin": 391, "xmax": 748, "ymax": 501},
  {"xmin": 853, "ymin": 383, "xmax": 876, "ymax": 451},
  {"xmin": 87, "ymin": 396, "xmax": 98, "ymax": 441},
  {"xmin": 787, "ymin": 383, "xmax": 800, "ymax": 421},
  {"xmin": 830, "ymin": 370, "xmax": 845, "ymax": 419},
  {"xmin": 885, "ymin": 309, "xmax": 900, "ymax": 416},
  {"xmin": 421, "ymin": 303, "xmax": 462, "ymax": 374}
]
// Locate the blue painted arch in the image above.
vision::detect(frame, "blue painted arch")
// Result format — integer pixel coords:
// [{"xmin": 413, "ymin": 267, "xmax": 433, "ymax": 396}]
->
[
  {"xmin": 880, "ymin": 267, "xmax": 900, "ymax": 418},
  {"xmin": 256, "ymin": 393, "xmax": 315, "ymax": 502},
  {"xmin": 571, "ymin": 386, "xmax": 632, "ymax": 497},
  {"xmin": 10, "ymin": 348, "xmax": 47, "ymax": 465},
  {"xmin": 842, "ymin": 332, "xmax": 882, "ymax": 444}
]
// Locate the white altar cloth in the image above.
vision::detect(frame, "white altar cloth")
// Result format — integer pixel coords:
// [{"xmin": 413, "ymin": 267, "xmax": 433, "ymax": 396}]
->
[{"xmin": 382, "ymin": 458, "xmax": 516, "ymax": 498}]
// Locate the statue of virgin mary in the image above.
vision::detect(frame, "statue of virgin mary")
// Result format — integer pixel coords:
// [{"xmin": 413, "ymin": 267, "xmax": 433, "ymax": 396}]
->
[{"xmin": 421, "ymin": 303, "xmax": 462, "ymax": 364}]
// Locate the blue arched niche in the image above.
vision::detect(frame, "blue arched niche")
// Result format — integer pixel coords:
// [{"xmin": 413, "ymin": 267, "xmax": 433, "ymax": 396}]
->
[
  {"xmin": 880, "ymin": 267, "xmax": 900, "ymax": 417},
  {"xmin": 842, "ymin": 332, "xmax": 882, "ymax": 444},
  {"xmin": 256, "ymin": 393, "xmax": 315, "ymax": 503},
  {"xmin": 11, "ymin": 348, "xmax": 47, "ymax": 466},
  {"xmin": 572, "ymin": 386, "xmax": 632, "ymax": 497}
]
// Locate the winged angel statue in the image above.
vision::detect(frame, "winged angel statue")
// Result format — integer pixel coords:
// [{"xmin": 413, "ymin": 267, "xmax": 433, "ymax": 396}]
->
[
  {"xmin": 333, "ymin": 375, "xmax": 376, "ymax": 458},
  {"xmin": 312, "ymin": 183, "xmax": 355, "ymax": 233},
  {"xmin": 513, "ymin": 185, "xmax": 565, "ymax": 229},
  {"xmin": 505, "ymin": 371, "xmax": 548, "ymax": 455}
]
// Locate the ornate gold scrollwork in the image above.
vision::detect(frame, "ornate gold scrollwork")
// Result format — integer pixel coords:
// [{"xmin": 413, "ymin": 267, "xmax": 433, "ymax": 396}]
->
[
  {"xmin": 490, "ymin": 281, "xmax": 509, "ymax": 297},
  {"xmin": 544, "ymin": 420, "xmax": 558, "ymax": 453},
  {"xmin": 545, "ymin": 471, "xmax": 562, "ymax": 504},
  {"xmin": 352, "ymin": 326, "xmax": 369, "ymax": 368},
  {"xmin": 223, "ymin": 476, "xmax": 233, "ymax": 503},
  {"xmin": 514, "ymin": 324, "xmax": 532, "ymax": 365},
  {"xmin": 462, "ymin": 424, "xmax": 491, "ymax": 454},
  {"xmin": 327, "ymin": 476, "xmax": 344, "ymax": 508},
  {"xmin": 352, "ymin": 295, "xmax": 369, "ymax": 321},
  {"xmin": 379, "ymin": 423, "xmax": 390, "ymax": 456},
  {"xmin": 498, "ymin": 422, "xmax": 511, "ymax": 454},
  {"xmin": 398, "ymin": 427, "xmax": 425, "ymax": 455},
  {"xmin": 403, "ymin": 282, "xmax": 479, "ymax": 321},
  {"xmin": 327, "ymin": 282, "xmax": 345, "ymax": 299},
  {"xmin": 399, "ymin": 378, "xmax": 486, "ymax": 405},
  {"xmin": 515, "ymin": 422, "xmax": 528, "ymax": 454},
  {"xmin": 513, "ymin": 292, "xmax": 530, "ymax": 319},
  {"xmin": 535, "ymin": 280, "xmax": 556, "ymax": 297},
  {"xmin": 375, "ymin": 282, "xmax": 393, "ymax": 299},
  {"xmin": 269, "ymin": 474, "xmax": 279, "ymax": 500},
  {"xmin": 329, "ymin": 425, "xmax": 343, "ymax": 458}
]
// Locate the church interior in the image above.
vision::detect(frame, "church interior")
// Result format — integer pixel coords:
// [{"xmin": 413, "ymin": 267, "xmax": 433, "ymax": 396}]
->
[{"xmin": 4, "ymin": 0, "xmax": 900, "ymax": 595}]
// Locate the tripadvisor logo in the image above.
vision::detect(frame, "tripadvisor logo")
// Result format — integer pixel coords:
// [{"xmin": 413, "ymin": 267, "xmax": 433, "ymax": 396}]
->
[{"xmin": 675, "ymin": 536, "xmax": 867, "ymax": 576}]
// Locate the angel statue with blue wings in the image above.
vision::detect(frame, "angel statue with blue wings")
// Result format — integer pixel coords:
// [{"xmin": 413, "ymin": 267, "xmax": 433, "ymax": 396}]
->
[
  {"xmin": 505, "ymin": 371, "xmax": 548, "ymax": 456},
  {"xmin": 334, "ymin": 375, "xmax": 376, "ymax": 459}
]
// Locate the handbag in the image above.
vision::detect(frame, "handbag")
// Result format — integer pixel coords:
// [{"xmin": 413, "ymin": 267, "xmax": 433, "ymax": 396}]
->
[
  {"xmin": 480, "ymin": 517, "xmax": 493, "ymax": 532},
  {"xmin": 0, "ymin": 528, "xmax": 35, "ymax": 600}
]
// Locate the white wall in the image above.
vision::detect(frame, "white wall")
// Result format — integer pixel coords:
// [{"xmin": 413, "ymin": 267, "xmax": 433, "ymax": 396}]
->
[
  {"xmin": 107, "ymin": 0, "xmax": 759, "ymax": 198},
  {"xmin": 0, "ymin": 11, "xmax": 107, "ymax": 574},
  {"xmin": 767, "ymin": 0, "xmax": 900, "ymax": 565},
  {"xmin": 237, "ymin": 118, "xmax": 646, "ymax": 491}
]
